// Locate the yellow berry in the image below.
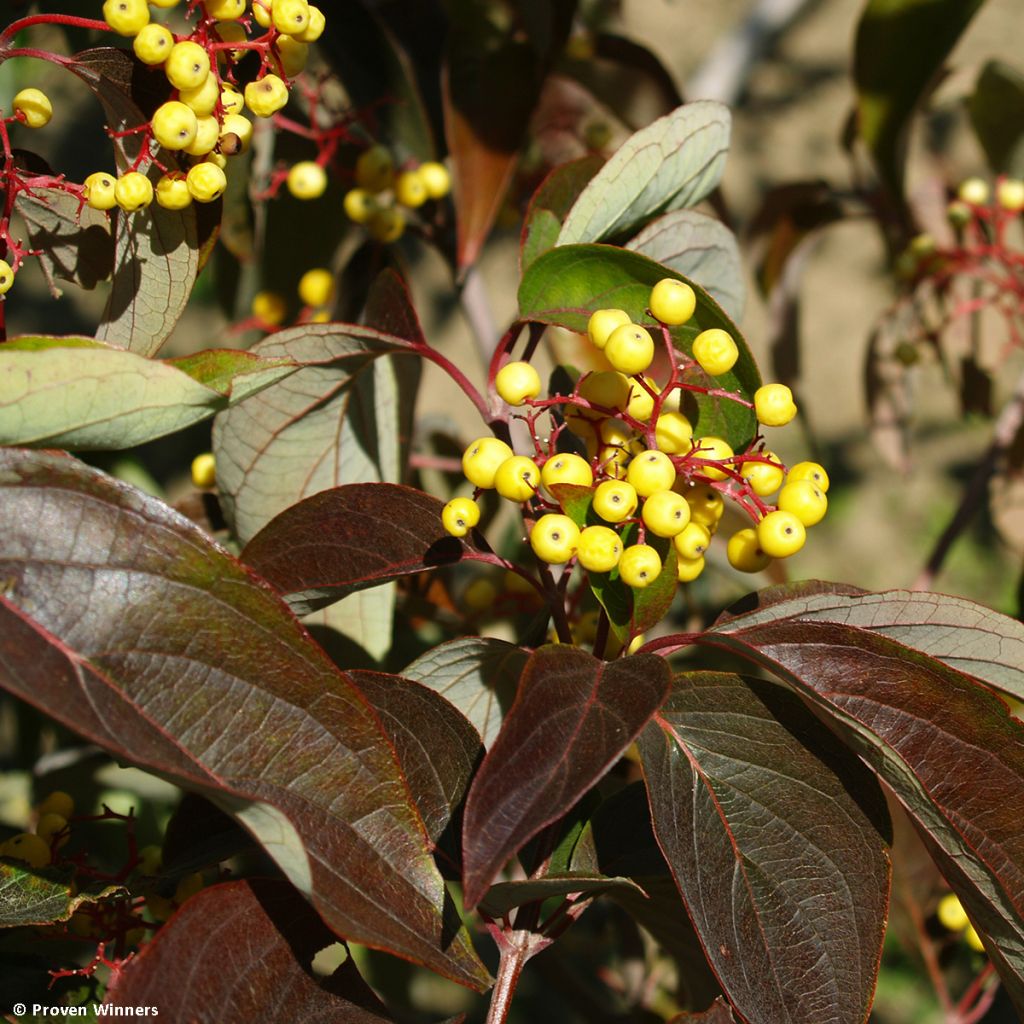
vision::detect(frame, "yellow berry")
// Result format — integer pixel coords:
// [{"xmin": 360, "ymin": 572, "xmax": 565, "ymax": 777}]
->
[
  {"xmin": 114, "ymin": 171, "xmax": 154, "ymax": 213},
  {"xmin": 185, "ymin": 115, "xmax": 220, "ymax": 156},
  {"xmin": 692, "ymin": 328, "xmax": 738, "ymax": 376},
  {"xmin": 777, "ymin": 479, "xmax": 827, "ymax": 526},
  {"xmin": 274, "ymin": 35, "xmax": 309, "ymax": 77},
  {"xmin": 273, "ymin": 0, "xmax": 312, "ymax": 36},
  {"xmin": 605, "ymin": 323, "xmax": 655, "ymax": 376},
  {"xmin": 740, "ymin": 452, "xmax": 784, "ymax": 497},
  {"xmin": 220, "ymin": 85, "xmax": 245, "ymax": 116},
  {"xmin": 618, "ymin": 544, "xmax": 662, "ymax": 589},
  {"xmin": 156, "ymin": 172, "xmax": 192, "ymax": 210},
  {"xmin": 191, "ymin": 453, "xmax": 217, "ymax": 489},
  {"xmin": 692, "ymin": 436, "xmax": 734, "ymax": 481},
  {"xmin": 137, "ymin": 844, "xmax": 162, "ymax": 876},
  {"xmin": 754, "ymin": 384, "xmax": 798, "ymax": 427},
  {"xmin": 494, "ymin": 455, "xmax": 540, "ymax": 502},
  {"xmin": 442, "ymin": 497, "xmax": 480, "ymax": 538},
  {"xmin": 598, "ymin": 444, "xmax": 631, "ymax": 479},
  {"xmin": 83, "ymin": 171, "xmax": 117, "ymax": 211},
  {"xmin": 149, "ymin": 0, "xmax": 180, "ymax": 6},
  {"xmin": 150, "ymin": 101, "xmax": 198, "ymax": 151},
  {"xmin": 418, "ymin": 161, "xmax": 450, "ymax": 199},
  {"xmin": 0, "ymin": 260, "xmax": 13, "ymax": 295},
  {"xmin": 186, "ymin": 161, "xmax": 227, "ymax": 202},
  {"xmin": 579, "ymin": 370, "xmax": 631, "ymax": 413},
  {"xmin": 205, "ymin": 0, "xmax": 246, "ymax": 17},
  {"xmin": 367, "ymin": 206, "xmax": 405, "ymax": 243},
  {"xmin": 577, "ymin": 525, "xmax": 623, "ymax": 573},
  {"xmin": 102, "ymin": 0, "xmax": 150, "ymax": 36},
  {"xmin": 462, "ymin": 437, "xmax": 513, "ymax": 489},
  {"xmin": 674, "ymin": 521, "xmax": 711, "ymax": 560},
  {"xmin": 958, "ymin": 177, "xmax": 989, "ymax": 206},
  {"xmin": 727, "ymin": 528, "xmax": 771, "ymax": 573},
  {"xmin": 937, "ymin": 893, "xmax": 970, "ymax": 933},
  {"xmin": 297, "ymin": 5, "xmax": 325, "ymax": 42},
  {"xmin": 180, "ymin": 74, "xmax": 221, "ymax": 118},
  {"xmin": 174, "ymin": 871, "xmax": 204, "ymax": 905},
  {"xmin": 676, "ymin": 554, "xmax": 705, "ymax": 582},
  {"xmin": 626, "ymin": 377, "xmax": 658, "ymax": 421},
  {"xmin": 245, "ymin": 75, "xmax": 289, "ymax": 118},
  {"xmin": 38, "ymin": 792, "xmax": 74, "ymax": 819},
  {"xmin": 355, "ymin": 145, "xmax": 394, "ymax": 193},
  {"xmin": 252, "ymin": 290, "xmax": 287, "ymax": 326},
  {"xmin": 627, "ymin": 449, "xmax": 676, "ymax": 497},
  {"xmin": 963, "ymin": 925, "xmax": 986, "ymax": 954},
  {"xmin": 495, "ymin": 361, "xmax": 541, "ymax": 406},
  {"xmin": 641, "ymin": 490, "xmax": 691, "ymax": 538},
  {"xmin": 587, "ymin": 308, "xmax": 631, "ymax": 350},
  {"xmin": 654, "ymin": 411, "xmax": 693, "ymax": 454},
  {"xmin": 541, "ymin": 453, "xmax": 593, "ymax": 493},
  {"xmin": 756, "ymin": 510, "xmax": 806, "ymax": 558},
  {"xmin": 592, "ymin": 479, "xmax": 639, "ymax": 523},
  {"xmin": 219, "ymin": 113, "xmax": 253, "ymax": 154},
  {"xmin": 252, "ymin": 0, "xmax": 272, "ymax": 27},
  {"xmin": 298, "ymin": 268, "xmax": 334, "ymax": 308},
  {"xmin": 165, "ymin": 41, "xmax": 211, "ymax": 91},
  {"xmin": 463, "ymin": 577, "xmax": 498, "ymax": 612},
  {"xmin": 563, "ymin": 407, "xmax": 599, "ymax": 443},
  {"xmin": 683, "ymin": 485, "xmax": 724, "ymax": 530},
  {"xmin": 787, "ymin": 461, "xmax": 829, "ymax": 492},
  {"xmin": 530, "ymin": 514, "xmax": 580, "ymax": 564},
  {"xmin": 36, "ymin": 813, "xmax": 69, "ymax": 849},
  {"xmin": 13, "ymin": 88, "xmax": 53, "ymax": 128},
  {"xmin": 132, "ymin": 22, "xmax": 173, "ymax": 65},
  {"xmin": 343, "ymin": 188, "xmax": 376, "ymax": 224},
  {"xmin": 287, "ymin": 161, "xmax": 327, "ymax": 200},
  {"xmin": 649, "ymin": 278, "xmax": 696, "ymax": 326},
  {"xmin": 996, "ymin": 178, "xmax": 1024, "ymax": 212},
  {"xmin": 3, "ymin": 832, "xmax": 51, "ymax": 868},
  {"xmin": 395, "ymin": 169, "xmax": 428, "ymax": 208}
]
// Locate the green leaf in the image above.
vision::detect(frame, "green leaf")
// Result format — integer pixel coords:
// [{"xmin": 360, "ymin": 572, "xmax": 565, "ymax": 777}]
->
[
  {"xmin": 478, "ymin": 873, "xmax": 645, "ymax": 918},
  {"xmin": 626, "ymin": 210, "xmax": 745, "ymax": 322},
  {"xmin": 402, "ymin": 638, "xmax": 528, "ymax": 748},
  {"xmin": 556, "ymin": 101, "xmax": 730, "ymax": 245},
  {"xmin": 521, "ymin": 155, "xmax": 604, "ymax": 271},
  {"xmin": 0, "ymin": 449, "xmax": 490, "ymax": 990},
  {"xmin": 853, "ymin": 0, "xmax": 987, "ymax": 198},
  {"xmin": 0, "ymin": 337, "xmax": 297, "ymax": 450},
  {"xmin": 638, "ymin": 672, "xmax": 891, "ymax": 1024},
  {"xmin": 519, "ymin": 244, "xmax": 760, "ymax": 448},
  {"xmin": 0, "ymin": 864, "xmax": 121, "ymax": 929},
  {"xmin": 968, "ymin": 60, "xmax": 1024, "ymax": 177}
]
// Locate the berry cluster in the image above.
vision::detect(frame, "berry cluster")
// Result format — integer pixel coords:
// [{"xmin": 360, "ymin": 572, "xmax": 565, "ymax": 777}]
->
[
  {"xmin": 935, "ymin": 893, "xmax": 986, "ymax": 954},
  {"xmin": 0, "ymin": 789, "xmax": 74, "ymax": 869},
  {"xmin": 443, "ymin": 278, "xmax": 828, "ymax": 601},
  {"xmin": 241, "ymin": 263, "xmax": 336, "ymax": 332}
]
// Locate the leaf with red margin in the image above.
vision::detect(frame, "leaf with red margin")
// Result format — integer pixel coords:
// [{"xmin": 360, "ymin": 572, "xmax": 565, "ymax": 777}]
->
[
  {"xmin": 461, "ymin": 645, "xmax": 670, "ymax": 908},
  {"xmin": 638, "ymin": 672, "xmax": 891, "ymax": 1024},
  {"xmin": 669, "ymin": 998, "xmax": 739, "ymax": 1023},
  {"xmin": 0, "ymin": 449, "xmax": 490, "ymax": 990},
  {"xmin": 701, "ymin": 616, "xmax": 1024, "ymax": 1014},
  {"xmin": 242, "ymin": 484, "xmax": 487, "ymax": 616},
  {"xmin": 104, "ymin": 879, "xmax": 395, "ymax": 1021}
]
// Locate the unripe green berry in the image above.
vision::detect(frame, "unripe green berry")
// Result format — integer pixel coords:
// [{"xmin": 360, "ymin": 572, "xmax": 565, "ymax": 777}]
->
[
  {"xmin": 132, "ymin": 23, "xmax": 174, "ymax": 64},
  {"xmin": 13, "ymin": 88, "xmax": 53, "ymax": 128},
  {"xmin": 946, "ymin": 199, "xmax": 972, "ymax": 227},
  {"xmin": 605, "ymin": 323, "xmax": 655, "ymax": 376},
  {"xmin": 103, "ymin": 0, "xmax": 150, "ymax": 36},
  {"xmin": 587, "ymin": 308, "xmax": 631, "ymax": 350},
  {"xmin": 541, "ymin": 453, "xmax": 593, "ymax": 492},
  {"xmin": 626, "ymin": 449, "xmax": 675, "ymax": 497},
  {"xmin": 577, "ymin": 525, "xmax": 623, "ymax": 573},
  {"xmin": 367, "ymin": 206, "xmax": 405, "ymax": 243},
  {"xmin": 0, "ymin": 259, "xmax": 13, "ymax": 295},
  {"xmin": 494, "ymin": 455, "xmax": 540, "ymax": 502},
  {"xmin": 115, "ymin": 171, "xmax": 154, "ymax": 212},
  {"xmin": 692, "ymin": 328, "xmax": 738, "ymax": 376},
  {"xmin": 495, "ymin": 361, "xmax": 541, "ymax": 406},
  {"xmin": 462, "ymin": 437, "xmax": 513, "ymax": 489},
  {"xmin": 777, "ymin": 479, "xmax": 827, "ymax": 526},
  {"xmin": 754, "ymin": 383, "xmax": 798, "ymax": 427},
  {"xmin": 618, "ymin": 544, "xmax": 662, "ymax": 588},
  {"xmin": 395, "ymin": 169, "xmax": 428, "ymax": 208},
  {"xmin": 156, "ymin": 172, "xmax": 192, "ymax": 210},
  {"xmin": 673, "ymin": 521, "xmax": 710, "ymax": 560},
  {"xmin": 654, "ymin": 411, "xmax": 693, "ymax": 454},
  {"xmin": 418, "ymin": 161, "xmax": 450, "ymax": 199},
  {"xmin": 298, "ymin": 268, "xmax": 334, "ymax": 308},
  {"xmin": 641, "ymin": 489, "xmax": 691, "ymax": 537},
  {"xmin": 273, "ymin": 0, "xmax": 312, "ymax": 36},
  {"xmin": 756, "ymin": 510, "xmax": 806, "ymax": 558},
  {"xmin": 593, "ymin": 479, "xmax": 638, "ymax": 523},
  {"xmin": 355, "ymin": 145, "xmax": 394, "ymax": 193},
  {"xmin": 692, "ymin": 436, "xmax": 734, "ymax": 480},
  {"xmin": 727, "ymin": 528, "xmax": 771, "ymax": 573},
  {"xmin": 245, "ymin": 75, "xmax": 289, "ymax": 118},
  {"xmin": 786, "ymin": 460, "xmax": 829, "ymax": 492},
  {"xmin": 287, "ymin": 161, "xmax": 327, "ymax": 200},
  {"xmin": 191, "ymin": 452, "xmax": 217, "ymax": 488},
  {"xmin": 649, "ymin": 277, "xmax": 696, "ymax": 325},
  {"xmin": 740, "ymin": 451, "xmax": 784, "ymax": 497},
  {"xmin": 958, "ymin": 177, "xmax": 989, "ymax": 206},
  {"xmin": 530, "ymin": 514, "xmax": 580, "ymax": 564},
  {"xmin": 442, "ymin": 497, "xmax": 481, "ymax": 538},
  {"xmin": 676, "ymin": 554, "xmax": 705, "ymax": 582},
  {"xmin": 186, "ymin": 161, "xmax": 227, "ymax": 202},
  {"xmin": 165, "ymin": 41, "xmax": 211, "ymax": 91},
  {"xmin": 151, "ymin": 101, "xmax": 199, "ymax": 151}
]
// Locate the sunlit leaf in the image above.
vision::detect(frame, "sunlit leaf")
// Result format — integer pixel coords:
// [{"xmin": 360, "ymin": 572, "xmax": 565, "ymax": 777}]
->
[{"xmin": 0, "ymin": 864, "xmax": 121, "ymax": 929}]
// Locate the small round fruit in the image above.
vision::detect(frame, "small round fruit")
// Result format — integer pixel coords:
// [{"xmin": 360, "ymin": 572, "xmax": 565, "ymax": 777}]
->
[
  {"xmin": 298, "ymin": 268, "xmax": 334, "ymax": 307},
  {"xmin": 674, "ymin": 521, "xmax": 711, "ymax": 560},
  {"xmin": 530, "ymin": 514, "xmax": 580, "ymax": 565},
  {"xmin": 593, "ymin": 479, "xmax": 639, "ymax": 523},
  {"xmin": 946, "ymin": 199, "xmax": 972, "ymax": 227},
  {"xmin": 626, "ymin": 377, "xmax": 658, "ymax": 421},
  {"xmin": 684, "ymin": 485, "xmax": 725, "ymax": 529},
  {"xmin": 495, "ymin": 361, "xmax": 541, "ymax": 406},
  {"xmin": 273, "ymin": 0, "xmax": 312, "ymax": 36},
  {"xmin": 937, "ymin": 893, "xmax": 970, "ymax": 933},
  {"xmin": 151, "ymin": 101, "xmax": 199, "ymax": 151},
  {"xmin": 367, "ymin": 206, "xmax": 405, "ymax": 243},
  {"xmin": 494, "ymin": 455, "xmax": 540, "ymax": 502},
  {"xmin": 343, "ymin": 188, "xmax": 376, "ymax": 224},
  {"xmin": 958, "ymin": 177, "xmax": 989, "ymax": 206},
  {"xmin": 219, "ymin": 113, "xmax": 253, "ymax": 154},
  {"xmin": 418, "ymin": 161, "xmax": 450, "ymax": 198},
  {"xmin": 214, "ymin": 19, "xmax": 248, "ymax": 61},
  {"xmin": 649, "ymin": 278, "xmax": 696, "ymax": 325},
  {"xmin": 563, "ymin": 407, "xmax": 598, "ymax": 443},
  {"xmin": 132, "ymin": 23, "xmax": 174, "ymax": 64},
  {"xmin": 185, "ymin": 115, "xmax": 219, "ymax": 156},
  {"xmin": 180, "ymin": 74, "xmax": 220, "ymax": 117},
  {"xmin": 103, "ymin": 0, "xmax": 150, "ymax": 35},
  {"xmin": 149, "ymin": 0, "xmax": 180, "ymax": 6},
  {"xmin": 287, "ymin": 161, "xmax": 327, "ymax": 200},
  {"xmin": 38, "ymin": 792, "xmax": 74, "ymax": 819},
  {"xmin": 598, "ymin": 444, "xmax": 630, "ymax": 478},
  {"xmin": 165, "ymin": 41, "xmax": 210, "ymax": 90},
  {"xmin": 205, "ymin": 0, "xmax": 246, "ymax": 18},
  {"xmin": 114, "ymin": 171, "xmax": 154, "ymax": 213},
  {"xmin": 963, "ymin": 925, "xmax": 985, "ymax": 953},
  {"xmin": 642, "ymin": 489, "xmax": 691, "ymax": 537},
  {"xmin": 996, "ymin": 178, "xmax": 1024, "ymax": 212},
  {"xmin": 605, "ymin": 323, "xmax": 655, "ymax": 376},
  {"xmin": 727, "ymin": 528, "xmax": 771, "ymax": 573},
  {"xmin": 220, "ymin": 86, "xmax": 245, "ymax": 116},
  {"xmin": 0, "ymin": 260, "xmax": 13, "ymax": 295},
  {"xmin": 186, "ymin": 161, "xmax": 227, "ymax": 202},
  {"xmin": 740, "ymin": 452, "xmax": 784, "ymax": 497},
  {"xmin": 654, "ymin": 411, "xmax": 693, "ymax": 454},
  {"xmin": 541, "ymin": 453, "xmax": 593, "ymax": 492},
  {"xmin": 3, "ymin": 832, "xmax": 51, "ymax": 868},
  {"xmin": 676, "ymin": 554, "xmax": 705, "ymax": 582},
  {"xmin": 395, "ymin": 169, "xmax": 428, "ymax": 208},
  {"xmin": 756, "ymin": 510, "xmax": 806, "ymax": 558},
  {"xmin": 156, "ymin": 172, "xmax": 192, "ymax": 210},
  {"xmin": 462, "ymin": 437, "xmax": 514, "ymax": 489},
  {"xmin": 252, "ymin": 291, "xmax": 287, "ymax": 326},
  {"xmin": 577, "ymin": 525, "xmax": 623, "ymax": 573},
  {"xmin": 787, "ymin": 461, "xmax": 829, "ymax": 492},
  {"xmin": 692, "ymin": 436, "xmax": 734, "ymax": 481},
  {"xmin": 297, "ymin": 5, "xmax": 326, "ymax": 42},
  {"xmin": 274, "ymin": 35, "xmax": 309, "ymax": 76},
  {"xmin": 83, "ymin": 171, "xmax": 117, "ymax": 211},
  {"xmin": 36, "ymin": 813, "xmax": 69, "ymax": 848},
  {"xmin": 587, "ymin": 308, "xmax": 631, "ymax": 350},
  {"xmin": 245, "ymin": 74, "xmax": 289, "ymax": 118},
  {"xmin": 442, "ymin": 497, "xmax": 481, "ymax": 537},
  {"xmin": 627, "ymin": 449, "xmax": 675, "ymax": 497},
  {"xmin": 778, "ymin": 479, "xmax": 827, "ymax": 526},
  {"xmin": 355, "ymin": 145, "xmax": 394, "ymax": 193},
  {"xmin": 13, "ymin": 88, "xmax": 53, "ymax": 128},
  {"xmin": 191, "ymin": 453, "xmax": 217, "ymax": 489},
  {"xmin": 692, "ymin": 328, "xmax": 738, "ymax": 376},
  {"xmin": 252, "ymin": 0, "xmax": 272, "ymax": 26},
  {"xmin": 618, "ymin": 544, "xmax": 662, "ymax": 588},
  {"xmin": 579, "ymin": 370, "xmax": 631, "ymax": 412},
  {"xmin": 463, "ymin": 577, "xmax": 497, "ymax": 611},
  {"xmin": 754, "ymin": 384, "xmax": 798, "ymax": 427}
]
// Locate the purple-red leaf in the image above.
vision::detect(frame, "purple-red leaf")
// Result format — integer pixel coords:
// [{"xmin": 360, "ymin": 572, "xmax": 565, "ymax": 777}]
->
[
  {"xmin": 104, "ymin": 880, "xmax": 394, "ymax": 1021},
  {"xmin": 0, "ymin": 449, "xmax": 489, "ymax": 990},
  {"xmin": 242, "ymin": 484, "xmax": 486, "ymax": 615},
  {"xmin": 461, "ymin": 645, "xmax": 671, "ymax": 908},
  {"xmin": 669, "ymin": 998, "xmax": 739, "ymax": 1023},
  {"xmin": 638, "ymin": 672, "xmax": 891, "ymax": 1024}
]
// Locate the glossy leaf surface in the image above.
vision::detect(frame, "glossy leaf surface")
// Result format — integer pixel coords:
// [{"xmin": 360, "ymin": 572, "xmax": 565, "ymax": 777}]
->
[
  {"xmin": 0, "ymin": 449, "xmax": 489, "ymax": 989},
  {"xmin": 461, "ymin": 645, "xmax": 670, "ymax": 907},
  {"xmin": 639, "ymin": 672, "xmax": 891, "ymax": 1024}
]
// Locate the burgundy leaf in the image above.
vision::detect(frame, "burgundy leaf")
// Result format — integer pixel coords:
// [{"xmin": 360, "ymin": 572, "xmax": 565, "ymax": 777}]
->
[
  {"xmin": 104, "ymin": 879, "xmax": 394, "ymax": 1021},
  {"xmin": 638, "ymin": 672, "xmax": 891, "ymax": 1024},
  {"xmin": 241, "ymin": 484, "xmax": 487, "ymax": 615},
  {"xmin": 0, "ymin": 449, "xmax": 489, "ymax": 990},
  {"xmin": 669, "ymin": 998, "xmax": 739, "ymax": 1023},
  {"xmin": 363, "ymin": 269, "xmax": 427, "ymax": 345},
  {"xmin": 461, "ymin": 646, "xmax": 670, "ymax": 908}
]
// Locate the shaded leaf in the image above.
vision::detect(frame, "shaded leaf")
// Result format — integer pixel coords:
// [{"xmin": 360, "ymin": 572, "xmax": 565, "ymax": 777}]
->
[
  {"xmin": 639, "ymin": 672, "xmax": 891, "ymax": 1024},
  {"xmin": 669, "ymin": 998, "xmax": 739, "ymax": 1023},
  {"xmin": 626, "ymin": 210, "xmax": 745, "ymax": 322},
  {"xmin": 968, "ymin": 60, "xmax": 1024, "ymax": 178},
  {"xmin": 402, "ymin": 638, "xmax": 528, "ymax": 748},
  {"xmin": 519, "ymin": 244, "xmax": 760, "ymax": 448},
  {"xmin": 853, "ymin": 0, "xmax": 987, "ymax": 198},
  {"xmin": 0, "ymin": 337, "xmax": 297, "ymax": 450},
  {"xmin": 461, "ymin": 645, "xmax": 670, "ymax": 907},
  {"xmin": 0, "ymin": 864, "xmax": 121, "ymax": 929},
  {"xmin": 478, "ymin": 873, "xmax": 645, "ymax": 918},
  {"xmin": 557, "ymin": 101, "xmax": 730, "ymax": 246},
  {"xmin": 241, "ymin": 484, "xmax": 486, "ymax": 616},
  {"xmin": 0, "ymin": 449, "xmax": 489, "ymax": 989},
  {"xmin": 104, "ymin": 879, "xmax": 395, "ymax": 1021}
]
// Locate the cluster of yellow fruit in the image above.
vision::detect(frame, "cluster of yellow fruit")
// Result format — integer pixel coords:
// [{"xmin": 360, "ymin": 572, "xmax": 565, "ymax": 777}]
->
[
  {"xmin": 248, "ymin": 264, "xmax": 336, "ymax": 328},
  {"xmin": 0, "ymin": 790, "xmax": 73, "ymax": 869},
  {"xmin": 343, "ymin": 144, "xmax": 451, "ymax": 242},
  {"xmin": 950, "ymin": 175, "xmax": 1024, "ymax": 220},
  {"xmin": 936, "ymin": 892, "xmax": 986, "ymax": 954},
  {"xmin": 443, "ymin": 278, "xmax": 828, "ymax": 589}
]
